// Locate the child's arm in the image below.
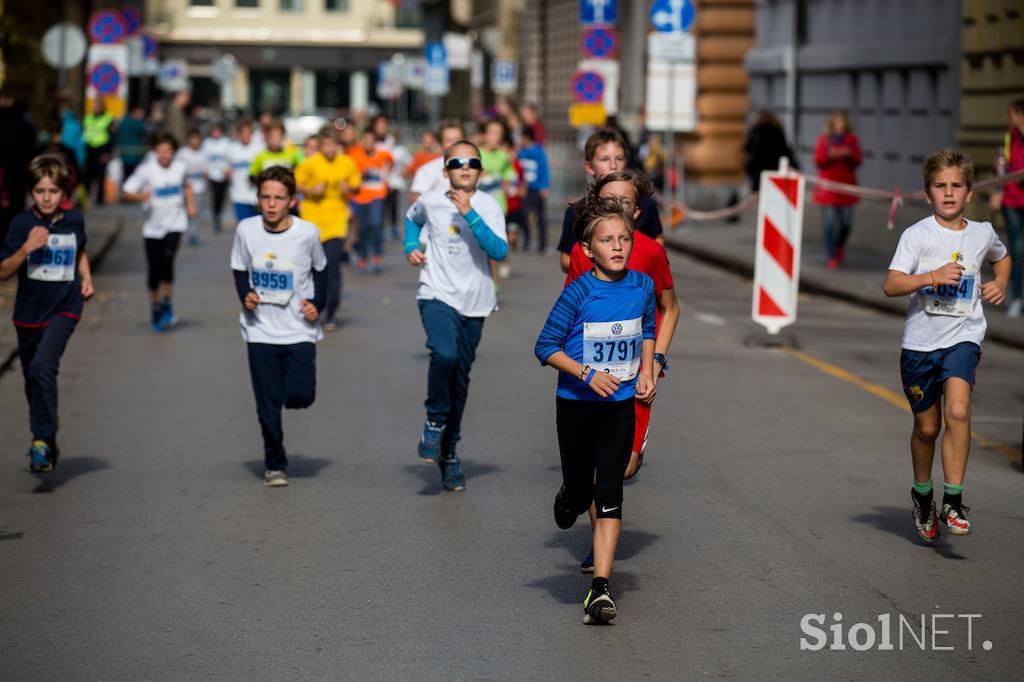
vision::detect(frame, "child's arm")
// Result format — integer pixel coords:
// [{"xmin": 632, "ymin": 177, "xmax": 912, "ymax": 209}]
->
[
  {"xmin": 299, "ymin": 267, "xmax": 327, "ymax": 321},
  {"xmin": 184, "ymin": 183, "xmax": 197, "ymax": 219},
  {"xmin": 981, "ymin": 255, "xmax": 1011, "ymax": 305},
  {"xmin": 534, "ymin": 287, "xmax": 621, "ymax": 398},
  {"xmin": 78, "ymin": 250, "xmax": 94, "ymax": 299},
  {"xmin": 884, "ymin": 261, "xmax": 965, "ymax": 297},
  {"xmin": 0, "ymin": 226, "xmax": 49, "ymax": 280},
  {"xmin": 404, "ymin": 199, "xmax": 428, "ymax": 266},
  {"xmin": 448, "ymin": 189, "xmax": 508, "ymax": 261},
  {"xmin": 655, "ymin": 287, "xmax": 679, "ymax": 360},
  {"xmin": 635, "ymin": 338, "xmax": 657, "ymax": 403}
]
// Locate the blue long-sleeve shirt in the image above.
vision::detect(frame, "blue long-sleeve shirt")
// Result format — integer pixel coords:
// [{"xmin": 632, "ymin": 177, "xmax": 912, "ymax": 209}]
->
[
  {"xmin": 535, "ymin": 270, "xmax": 656, "ymax": 401},
  {"xmin": 518, "ymin": 144, "xmax": 550, "ymax": 192}
]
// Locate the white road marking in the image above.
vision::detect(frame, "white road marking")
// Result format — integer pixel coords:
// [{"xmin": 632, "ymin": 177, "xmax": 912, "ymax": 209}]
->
[{"xmin": 694, "ymin": 312, "xmax": 726, "ymax": 326}]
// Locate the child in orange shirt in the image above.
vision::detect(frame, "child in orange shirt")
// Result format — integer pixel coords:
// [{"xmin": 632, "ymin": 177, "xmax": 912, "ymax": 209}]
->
[{"xmin": 348, "ymin": 130, "xmax": 393, "ymax": 273}]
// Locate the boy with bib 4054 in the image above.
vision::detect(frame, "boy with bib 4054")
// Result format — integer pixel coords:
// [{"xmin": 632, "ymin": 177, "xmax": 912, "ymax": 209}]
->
[
  {"xmin": 0, "ymin": 154, "xmax": 94, "ymax": 472},
  {"xmin": 883, "ymin": 148, "xmax": 1010, "ymax": 543},
  {"xmin": 230, "ymin": 167, "xmax": 327, "ymax": 488},
  {"xmin": 535, "ymin": 197, "xmax": 657, "ymax": 625}
]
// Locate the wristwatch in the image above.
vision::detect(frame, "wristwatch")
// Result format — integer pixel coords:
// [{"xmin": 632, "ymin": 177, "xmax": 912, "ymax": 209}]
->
[{"xmin": 654, "ymin": 353, "xmax": 669, "ymax": 370}]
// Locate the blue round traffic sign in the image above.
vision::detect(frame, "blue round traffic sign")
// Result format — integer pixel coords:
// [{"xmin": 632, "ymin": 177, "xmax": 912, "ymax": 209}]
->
[
  {"xmin": 88, "ymin": 10, "xmax": 126, "ymax": 45},
  {"xmin": 90, "ymin": 62, "xmax": 121, "ymax": 95},
  {"xmin": 121, "ymin": 7, "xmax": 142, "ymax": 37},
  {"xmin": 572, "ymin": 71, "xmax": 605, "ymax": 104},
  {"xmin": 580, "ymin": 27, "xmax": 618, "ymax": 59},
  {"xmin": 650, "ymin": 0, "xmax": 695, "ymax": 33}
]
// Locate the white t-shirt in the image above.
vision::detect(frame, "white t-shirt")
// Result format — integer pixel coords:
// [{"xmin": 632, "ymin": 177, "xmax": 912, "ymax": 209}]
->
[
  {"xmin": 228, "ymin": 139, "xmax": 264, "ymax": 205},
  {"xmin": 175, "ymin": 146, "xmax": 208, "ymax": 195},
  {"xmin": 122, "ymin": 159, "xmax": 189, "ymax": 238},
  {"xmin": 406, "ymin": 190, "xmax": 506, "ymax": 318},
  {"xmin": 202, "ymin": 136, "xmax": 232, "ymax": 183},
  {"xmin": 889, "ymin": 215, "xmax": 1008, "ymax": 352},
  {"xmin": 410, "ymin": 157, "xmax": 449, "ymax": 196},
  {"xmin": 230, "ymin": 216, "xmax": 327, "ymax": 345}
]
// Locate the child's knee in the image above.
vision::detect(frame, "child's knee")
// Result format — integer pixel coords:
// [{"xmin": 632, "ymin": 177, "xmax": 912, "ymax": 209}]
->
[
  {"xmin": 913, "ymin": 419, "xmax": 940, "ymax": 443},
  {"xmin": 943, "ymin": 401, "xmax": 970, "ymax": 426}
]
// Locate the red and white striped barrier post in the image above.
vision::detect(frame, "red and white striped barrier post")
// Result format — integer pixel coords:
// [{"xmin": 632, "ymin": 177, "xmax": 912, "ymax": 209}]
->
[{"xmin": 751, "ymin": 159, "xmax": 805, "ymax": 335}]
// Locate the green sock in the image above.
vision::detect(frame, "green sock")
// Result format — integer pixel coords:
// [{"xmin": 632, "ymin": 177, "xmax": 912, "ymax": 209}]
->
[
  {"xmin": 943, "ymin": 482, "xmax": 963, "ymax": 496},
  {"xmin": 913, "ymin": 479, "xmax": 933, "ymax": 495}
]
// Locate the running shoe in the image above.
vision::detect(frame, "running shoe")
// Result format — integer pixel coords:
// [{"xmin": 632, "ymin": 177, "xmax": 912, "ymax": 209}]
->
[
  {"xmin": 323, "ymin": 319, "xmax": 338, "ymax": 333},
  {"xmin": 356, "ymin": 258, "xmax": 368, "ymax": 273},
  {"xmin": 27, "ymin": 440, "xmax": 54, "ymax": 473},
  {"xmin": 439, "ymin": 453, "xmax": 465, "ymax": 492},
  {"xmin": 553, "ymin": 484, "xmax": 578, "ymax": 530},
  {"xmin": 160, "ymin": 300, "xmax": 177, "ymax": 328},
  {"xmin": 151, "ymin": 302, "xmax": 166, "ymax": 332},
  {"xmin": 371, "ymin": 255, "xmax": 383, "ymax": 274},
  {"xmin": 941, "ymin": 502, "xmax": 971, "ymax": 535},
  {"xmin": 263, "ymin": 470, "xmax": 288, "ymax": 487},
  {"xmin": 418, "ymin": 420, "xmax": 445, "ymax": 464},
  {"xmin": 580, "ymin": 548, "xmax": 594, "ymax": 574},
  {"xmin": 583, "ymin": 583, "xmax": 617, "ymax": 625},
  {"xmin": 911, "ymin": 491, "xmax": 939, "ymax": 543}
]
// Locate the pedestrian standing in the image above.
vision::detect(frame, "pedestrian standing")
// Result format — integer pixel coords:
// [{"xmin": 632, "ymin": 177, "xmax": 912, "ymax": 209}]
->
[
  {"xmin": 230, "ymin": 166, "xmax": 327, "ymax": 488},
  {"xmin": 295, "ymin": 126, "xmax": 361, "ymax": 331},
  {"xmin": 564, "ymin": 170, "xmax": 680, "ymax": 574},
  {"xmin": 403, "ymin": 140, "xmax": 508, "ymax": 491},
  {"xmin": 349, "ymin": 129, "xmax": 392, "ymax": 273},
  {"xmin": 202, "ymin": 121, "xmax": 232, "ymax": 233},
  {"xmin": 743, "ymin": 110, "xmax": 798, "ymax": 192},
  {"xmin": 990, "ymin": 98, "xmax": 1024, "ymax": 318},
  {"xmin": 228, "ymin": 120, "xmax": 264, "ymax": 224},
  {"xmin": 517, "ymin": 126, "xmax": 551, "ymax": 253},
  {"xmin": 535, "ymin": 198, "xmax": 657, "ymax": 625},
  {"xmin": 83, "ymin": 100, "xmax": 115, "ymax": 206},
  {"xmin": 116, "ymin": 104, "xmax": 148, "ymax": 181},
  {"xmin": 813, "ymin": 111, "xmax": 862, "ymax": 270},
  {"xmin": 176, "ymin": 129, "xmax": 209, "ymax": 246},
  {"xmin": 556, "ymin": 129, "xmax": 664, "ymax": 274},
  {"xmin": 0, "ymin": 154, "xmax": 94, "ymax": 472},
  {"xmin": 883, "ymin": 148, "xmax": 1010, "ymax": 542},
  {"xmin": 121, "ymin": 133, "xmax": 197, "ymax": 331}
]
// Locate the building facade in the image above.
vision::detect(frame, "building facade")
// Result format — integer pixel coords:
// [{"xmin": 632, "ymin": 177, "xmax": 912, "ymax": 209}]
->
[
  {"xmin": 145, "ymin": 0, "xmax": 424, "ymax": 115},
  {"xmin": 745, "ymin": 0, "xmax": 961, "ymax": 192}
]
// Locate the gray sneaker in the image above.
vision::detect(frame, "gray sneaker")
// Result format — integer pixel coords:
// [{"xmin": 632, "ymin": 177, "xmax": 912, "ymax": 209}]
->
[{"xmin": 263, "ymin": 470, "xmax": 288, "ymax": 487}]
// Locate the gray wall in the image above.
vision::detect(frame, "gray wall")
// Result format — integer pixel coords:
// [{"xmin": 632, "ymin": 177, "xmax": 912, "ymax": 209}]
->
[{"xmin": 745, "ymin": 0, "xmax": 960, "ymax": 192}]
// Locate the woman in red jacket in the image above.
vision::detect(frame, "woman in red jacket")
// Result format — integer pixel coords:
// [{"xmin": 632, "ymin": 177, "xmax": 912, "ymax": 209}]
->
[{"xmin": 813, "ymin": 111, "xmax": 862, "ymax": 269}]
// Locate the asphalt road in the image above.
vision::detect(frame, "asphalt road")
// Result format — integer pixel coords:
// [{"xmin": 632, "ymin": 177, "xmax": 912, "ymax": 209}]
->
[{"xmin": 1, "ymin": 221, "xmax": 1022, "ymax": 680}]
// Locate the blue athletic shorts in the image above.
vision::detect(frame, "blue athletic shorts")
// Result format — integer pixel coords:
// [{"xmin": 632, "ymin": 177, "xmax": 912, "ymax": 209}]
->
[{"xmin": 899, "ymin": 341, "xmax": 980, "ymax": 413}]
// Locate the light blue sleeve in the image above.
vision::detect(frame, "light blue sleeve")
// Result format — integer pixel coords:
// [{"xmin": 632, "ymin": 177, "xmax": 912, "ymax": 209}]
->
[{"xmin": 464, "ymin": 208, "xmax": 508, "ymax": 261}]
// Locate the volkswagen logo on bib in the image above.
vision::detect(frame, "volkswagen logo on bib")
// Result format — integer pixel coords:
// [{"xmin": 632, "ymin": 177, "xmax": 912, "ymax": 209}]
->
[
  {"xmin": 265, "ymin": 261, "xmax": 274, "ymax": 269},
  {"xmin": 51, "ymin": 236, "xmax": 60, "ymax": 246},
  {"xmin": 611, "ymin": 323, "xmax": 622, "ymax": 335}
]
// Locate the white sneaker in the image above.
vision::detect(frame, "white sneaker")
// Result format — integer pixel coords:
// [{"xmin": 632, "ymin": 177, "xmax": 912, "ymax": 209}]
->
[
  {"xmin": 1008, "ymin": 299, "xmax": 1022, "ymax": 318},
  {"xmin": 263, "ymin": 470, "xmax": 288, "ymax": 487}
]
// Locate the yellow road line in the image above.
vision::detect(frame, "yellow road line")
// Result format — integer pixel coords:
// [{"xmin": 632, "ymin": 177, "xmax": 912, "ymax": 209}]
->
[{"xmin": 784, "ymin": 348, "xmax": 1020, "ymax": 462}]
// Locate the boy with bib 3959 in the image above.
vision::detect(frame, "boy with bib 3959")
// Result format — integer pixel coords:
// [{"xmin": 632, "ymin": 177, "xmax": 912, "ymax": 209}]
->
[
  {"xmin": 535, "ymin": 197, "xmax": 656, "ymax": 625},
  {"xmin": 883, "ymin": 149, "xmax": 1011, "ymax": 542},
  {"xmin": 230, "ymin": 167, "xmax": 327, "ymax": 488}
]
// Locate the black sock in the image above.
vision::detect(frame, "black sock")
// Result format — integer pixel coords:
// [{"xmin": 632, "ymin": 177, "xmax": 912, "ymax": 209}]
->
[
  {"xmin": 944, "ymin": 492, "xmax": 962, "ymax": 509},
  {"xmin": 591, "ymin": 577, "xmax": 609, "ymax": 592}
]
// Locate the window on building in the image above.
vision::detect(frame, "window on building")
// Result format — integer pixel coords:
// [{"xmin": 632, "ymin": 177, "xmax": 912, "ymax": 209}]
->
[
  {"xmin": 280, "ymin": 0, "xmax": 303, "ymax": 10},
  {"xmin": 190, "ymin": 0, "xmax": 215, "ymax": 6},
  {"xmin": 236, "ymin": 0, "xmax": 259, "ymax": 8},
  {"xmin": 325, "ymin": 0, "xmax": 348, "ymax": 12},
  {"xmin": 395, "ymin": 4, "xmax": 423, "ymax": 29},
  {"xmin": 316, "ymin": 70, "xmax": 351, "ymax": 110}
]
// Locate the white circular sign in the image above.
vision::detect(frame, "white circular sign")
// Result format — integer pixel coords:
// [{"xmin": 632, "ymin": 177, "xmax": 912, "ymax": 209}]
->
[
  {"xmin": 211, "ymin": 54, "xmax": 237, "ymax": 84},
  {"xmin": 41, "ymin": 23, "xmax": 87, "ymax": 69}
]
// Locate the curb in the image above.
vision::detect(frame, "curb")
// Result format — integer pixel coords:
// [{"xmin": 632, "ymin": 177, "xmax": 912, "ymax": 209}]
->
[
  {"xmin": 665, "ymin": 238, "xmax": 1024, "ymax": 352},
  {"xmin": 0, "ymin": 216, "xmax": 124, "ymax": 377}
]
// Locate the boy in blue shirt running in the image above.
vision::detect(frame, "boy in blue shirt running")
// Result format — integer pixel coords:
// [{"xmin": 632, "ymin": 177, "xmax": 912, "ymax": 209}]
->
[{"xmin": 534, "ymin": 197, "xmax": 657, "ymax": 624}]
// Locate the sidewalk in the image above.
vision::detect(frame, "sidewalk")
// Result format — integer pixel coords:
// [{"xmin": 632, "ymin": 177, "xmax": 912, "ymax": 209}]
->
[
  {"xmin": 664, "ymin": 204, "xmax": 1024, "ymax": 350},
  {"xmin": 0, "ymin": 205, "xmax": 127, "ymax": 375}
]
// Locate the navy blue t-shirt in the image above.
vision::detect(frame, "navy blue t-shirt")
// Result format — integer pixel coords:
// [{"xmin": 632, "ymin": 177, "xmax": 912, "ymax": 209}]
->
[
  {"xmin": 557, "ymin": 194, "xmax": 663, "ymax": 255},
  {"xmin": 0, "ymin": 209, "xmax": 87, "ymax": 325}
]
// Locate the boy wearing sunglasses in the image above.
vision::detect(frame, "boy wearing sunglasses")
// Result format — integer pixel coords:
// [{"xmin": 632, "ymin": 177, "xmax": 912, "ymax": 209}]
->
[{"xmin": 404, "ymin": 141, "xmax": 508, "ymax": 491}]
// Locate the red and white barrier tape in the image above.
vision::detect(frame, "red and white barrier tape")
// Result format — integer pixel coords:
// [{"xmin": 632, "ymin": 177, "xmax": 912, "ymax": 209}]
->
[{"xmin": 665, "ymin": 168, "xmax": 1024, "ymax": 229}]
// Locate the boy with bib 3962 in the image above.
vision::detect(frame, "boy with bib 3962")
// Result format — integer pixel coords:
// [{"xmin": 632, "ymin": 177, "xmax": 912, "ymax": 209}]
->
[
  {"xmin": 0, "ymin": 154, "xmax": 94, "ymax": 472},
  {"xmin": 230, "ymin": 167, "xmax": 327, "ymax": 488},
  {"xmin": 883, "ymin": 149, "xmax": 1010, "ymax": 542}
]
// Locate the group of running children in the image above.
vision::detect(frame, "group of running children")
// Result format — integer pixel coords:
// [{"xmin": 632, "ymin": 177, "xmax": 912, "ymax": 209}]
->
[{"xmin": 0, "ymin": 117, "xmax": 1012, "ymax": 625}]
